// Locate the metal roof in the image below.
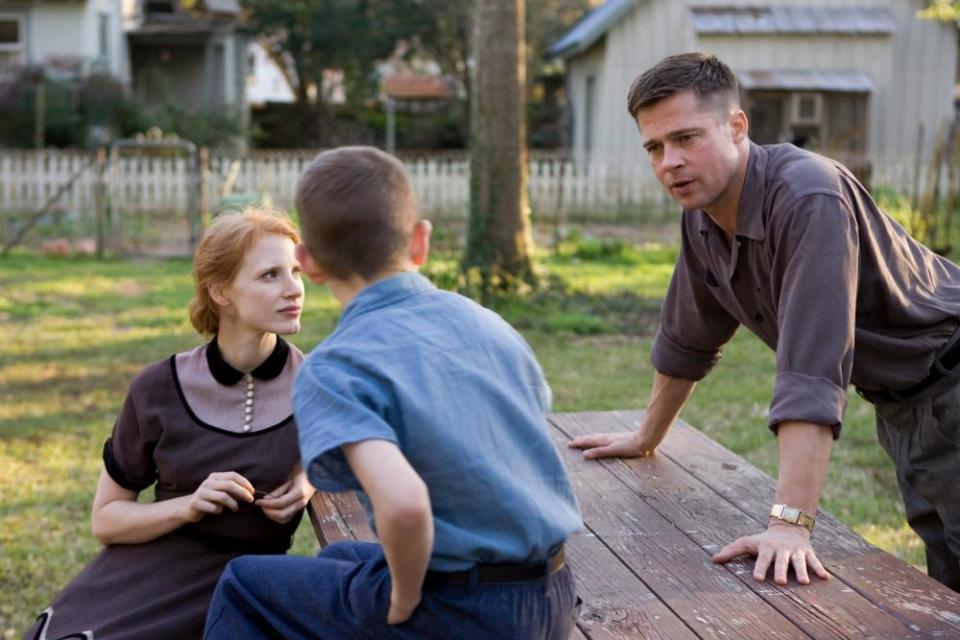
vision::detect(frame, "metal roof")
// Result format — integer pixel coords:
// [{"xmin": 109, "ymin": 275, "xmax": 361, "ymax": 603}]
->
[
  {"xmin": 693, "ymin": 7, "xmax": 896, "ymax": 35},
  {"xmin": 737, "ymin": 69, "xmax": 875, "ymax": 92},
  {"xmin": 546, "ymin": 0, "xmax": 636, "ymax": 59}
]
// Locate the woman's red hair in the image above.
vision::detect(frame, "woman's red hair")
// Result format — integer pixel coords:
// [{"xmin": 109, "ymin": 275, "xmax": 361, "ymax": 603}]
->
[{"xmin": 188, "ymin": 208, "xmax": 300, "ymax": 335}]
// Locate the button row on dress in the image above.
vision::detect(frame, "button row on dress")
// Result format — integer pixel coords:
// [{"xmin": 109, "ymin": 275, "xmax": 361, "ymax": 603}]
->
[{"xmin": 242, "ymin": 374, "xmax": 255, "ymax": 432}]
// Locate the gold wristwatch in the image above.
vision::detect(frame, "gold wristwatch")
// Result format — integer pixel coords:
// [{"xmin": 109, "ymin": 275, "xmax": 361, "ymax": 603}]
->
[{"xmin": 769, "ymin": 504, "xmax": 816, "ymax": 532}]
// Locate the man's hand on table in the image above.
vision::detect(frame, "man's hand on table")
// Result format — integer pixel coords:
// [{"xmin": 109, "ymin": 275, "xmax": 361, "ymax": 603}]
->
[
  {"xmin": 568, "ymin": 429, "xmax": 659, "ymax": 459},
  {"xmin": 712, "ymin": 521, "xmax": 830, "ymax": 585}
]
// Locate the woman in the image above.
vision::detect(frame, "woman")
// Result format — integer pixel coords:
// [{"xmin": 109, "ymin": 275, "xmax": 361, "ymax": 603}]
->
[{"xmin": 25, "ymin": 209, "xmax": 315, "ymax": 640}]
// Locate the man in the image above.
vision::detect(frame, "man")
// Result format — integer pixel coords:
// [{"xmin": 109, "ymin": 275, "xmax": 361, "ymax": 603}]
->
[{"xmin": 570, "ymin": 52, "xmax": 960, "ymax": 592}]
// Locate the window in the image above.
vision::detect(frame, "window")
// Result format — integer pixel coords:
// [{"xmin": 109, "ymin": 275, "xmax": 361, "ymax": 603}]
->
[
  {"xmin": 0, "ymin": 15, "xmax": 23, "ymax": 50},
  {"xmin": 584, "ymin": 74, "xmax": 596, "ymax": 154},
  {"xmin": 97, "ymin": 13, "xmax": 111, "ymax": 70},
  {"xmin": 0, "ymin": 14, "xmax": 24, "ymax": 73},
  {"xmin": 791, "ymin": 93, "xmax": 822, "ymax": 125},
  {"xmin": 146, "ymin": 0, "xmax": 176, "ymax": 14}
]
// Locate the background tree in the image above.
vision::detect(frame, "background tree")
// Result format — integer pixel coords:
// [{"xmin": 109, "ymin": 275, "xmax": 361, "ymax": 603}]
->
[
  {"xmin": 414, "ymin": 0, "xmax": 591, "ymax": 143},
  {"xmin": 920, "ymin": 0, "xmax": 960, "ymax": 21},
  {"xmin": 240, "ymin": 0, "xmax": 431, "ymax": 145},
  {"xmin": 464, "ymin": 0, "xmax": 534, "ymax": 287}
]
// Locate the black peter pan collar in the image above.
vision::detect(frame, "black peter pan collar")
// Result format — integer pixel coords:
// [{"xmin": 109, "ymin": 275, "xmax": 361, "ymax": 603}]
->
[{"xmin": 206, "ymin": 336, "xmax": 290, "ymax": 386}]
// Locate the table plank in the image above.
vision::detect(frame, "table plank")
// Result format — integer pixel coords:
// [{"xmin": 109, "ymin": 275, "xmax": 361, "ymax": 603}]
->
[
  {"xmin": 307, "ymin": 492, "xmax": 356, "ymax": 546},
  {"xmin": 552, "ymin": 412, "xmax": 930, "ymax": 639},
  {"xmin": 570, "ymin": 410, "xmax": 960, "ymax": 636},
  {"xmin": 307, "ymin": 491, "xmax": 376, "ymax": 546},
  {"xmin": 565, "ymin": 530, "xmax": 697, "ymax": 639},
  {"xmin": 548, "ymin": 425, "xmax": 808, "ymax": 639}
]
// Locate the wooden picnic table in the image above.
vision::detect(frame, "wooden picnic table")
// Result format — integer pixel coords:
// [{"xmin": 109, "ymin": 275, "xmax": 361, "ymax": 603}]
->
[{"xmin": 307, "ymin": 410, "xmax": 960, "ymax": 639}]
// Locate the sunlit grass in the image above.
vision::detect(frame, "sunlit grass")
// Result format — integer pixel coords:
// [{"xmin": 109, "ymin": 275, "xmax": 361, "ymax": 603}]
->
[{"xmin": 0, "ymin": 248, "xmax": 926, "ymax": 634}]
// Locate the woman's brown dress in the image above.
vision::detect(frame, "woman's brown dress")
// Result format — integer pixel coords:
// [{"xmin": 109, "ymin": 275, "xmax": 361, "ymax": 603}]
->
[{"xmin": 24, "ymin": 338, "xmax": 305, "ymax": 640}]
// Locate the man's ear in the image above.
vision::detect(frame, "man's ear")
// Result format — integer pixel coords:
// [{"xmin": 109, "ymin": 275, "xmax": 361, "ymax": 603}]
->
[
  {"xmin": 410, "ymin": 220, "xmax": 432, "ymax": 267},
  {"xmin": 730, "ymin": 108, "xmax": 748, "ymax": 143},
  {"xmin": 295, "ymin": 243, "xmax": 328, "ymax": 284}
]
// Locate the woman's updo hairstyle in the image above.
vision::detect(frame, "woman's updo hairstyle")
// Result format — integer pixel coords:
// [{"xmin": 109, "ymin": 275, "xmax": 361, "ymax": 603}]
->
[{"xmin": 188, "ymin": 208, "xmax": 299, "ymax": 335}]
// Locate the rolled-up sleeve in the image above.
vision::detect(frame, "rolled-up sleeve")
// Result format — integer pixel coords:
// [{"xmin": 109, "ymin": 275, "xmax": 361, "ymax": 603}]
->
[
  {"xmin": 293, "ymin": 355, "xmax": 398, "ymax": 493},
  {"xmin": 651, "ymin": 223, "xmax": 739, "ymax": 380},
  {"xmin": 768, "ymin": 194, "xmax": 858, "ymax": 437}
]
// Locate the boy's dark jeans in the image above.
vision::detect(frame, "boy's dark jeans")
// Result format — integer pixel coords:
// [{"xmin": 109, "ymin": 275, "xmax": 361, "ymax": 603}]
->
[
  {"xmin": 204, "ymin": 541, "xmax": 581, "ymax": 639},
  {"xmin": 874, "ymin": 374, "xmax": 960, "ymax": 592}
]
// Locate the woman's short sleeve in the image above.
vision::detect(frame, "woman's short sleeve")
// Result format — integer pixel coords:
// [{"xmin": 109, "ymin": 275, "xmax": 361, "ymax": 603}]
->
[{"xmin": 102, "ymin": 369, "xmax": 160, "ymax": 492}]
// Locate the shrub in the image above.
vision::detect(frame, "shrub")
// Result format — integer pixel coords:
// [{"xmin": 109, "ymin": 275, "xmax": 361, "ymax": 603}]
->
[{"xmin": 0, "ymin": 67, "xmax": 245, "ymax": 150}]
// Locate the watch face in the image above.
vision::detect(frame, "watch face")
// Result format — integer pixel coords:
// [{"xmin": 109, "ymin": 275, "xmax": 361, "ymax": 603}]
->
[{"xmin": 781, "ymin": 506, "xmax": 800, "ymax": 522}]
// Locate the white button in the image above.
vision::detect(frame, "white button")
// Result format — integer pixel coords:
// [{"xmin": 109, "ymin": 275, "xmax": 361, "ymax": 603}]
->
[
  {"xmin": 246, "ymin": 399, "xmax": 253, "ymax": 406},
  {"xmin": 247, "ymin": 383, "xmax": 255, "ymax": 391},
  {"xmin": 247, "ymin": 390, "xmax": 255, "ymax": 398},
  {"xmin": 245, "ymin": 406, "xmax": 252, "ymax": 414},
  {"xmin": 244, "ymin": 414, "xmax": 252, "ymax": 423},
  {"xmin": 242, "ymin": 424, "xmax": 251, "ymax": 432}
]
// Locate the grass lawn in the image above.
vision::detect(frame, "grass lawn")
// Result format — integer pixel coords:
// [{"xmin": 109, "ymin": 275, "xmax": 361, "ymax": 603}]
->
[{"xmin": 0, "ymin": 245, "xmax": 920, "ymax": 636}]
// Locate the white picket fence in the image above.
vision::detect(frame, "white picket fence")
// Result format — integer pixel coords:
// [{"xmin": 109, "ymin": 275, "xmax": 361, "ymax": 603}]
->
[
  {"xmin": 0, "ymin": 147, "xmax": 955, "ymax": 237},
  {"xmin": 0, "ymin": 149, "xmax": 672, "ymax": 222}
]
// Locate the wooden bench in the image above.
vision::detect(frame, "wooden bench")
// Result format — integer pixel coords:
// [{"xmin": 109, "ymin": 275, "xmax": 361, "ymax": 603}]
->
[{"xmin": 308, "ymin": 410, "xmax": 960, "ymax": 638}]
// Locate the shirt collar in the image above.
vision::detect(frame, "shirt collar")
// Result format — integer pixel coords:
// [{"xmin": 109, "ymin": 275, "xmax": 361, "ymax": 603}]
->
[
  {"xmin": 339, "ymin": 271, "xmax": 435, "ymax": 326},
  {"xmin": 206, "ymin": 335, "xmax": 290, "ymax": 386},
  {"xmin": 697, "ymin": 141, "xmax": 767, "ymax": 242}
]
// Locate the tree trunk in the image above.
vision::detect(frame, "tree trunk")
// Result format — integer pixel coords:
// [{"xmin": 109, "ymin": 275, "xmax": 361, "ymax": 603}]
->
[{"xmin": 464, "ymin": 0, "xmax": 534, "ymax": 287}]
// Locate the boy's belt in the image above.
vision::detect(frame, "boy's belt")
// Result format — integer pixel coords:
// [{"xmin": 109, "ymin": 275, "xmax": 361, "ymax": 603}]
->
[
  {"xmin": 857, "ymin": 325, "xmax": 960, "ymax": 404},
  {"xmin": 424, "ymin": 546, "xmax": 565, "ymax": 586}
]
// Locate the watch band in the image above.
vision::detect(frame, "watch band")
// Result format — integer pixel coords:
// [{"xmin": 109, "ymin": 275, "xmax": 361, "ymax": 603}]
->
[{"xmin": 769, "ymin": 504, "xmax": 815, "ymax": 532}]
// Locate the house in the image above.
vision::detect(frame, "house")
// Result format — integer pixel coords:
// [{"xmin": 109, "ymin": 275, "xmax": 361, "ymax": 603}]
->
[
  {"xmin": 548, "ymin": 0, "xmax": 957, "ymax": 169},
  {"xmin": 380, "ymin": 73, "xmax": 458, "ymax": 113},
  {"xmin": 246, "ymin": 40, "xmax": 294, "ymax": 107},
  {"xmin": 124, "ymin": 0, "xmax": 247, "ymax": 113},
  {"xmin": 0, "ymin": 0, "xmax": 128, "ymax": 81}
]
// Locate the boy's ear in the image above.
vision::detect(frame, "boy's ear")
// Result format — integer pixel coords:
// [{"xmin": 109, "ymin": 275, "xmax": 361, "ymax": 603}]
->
[
  {"xmin": 410, "ymin": 220, "xmax": 432, "ymax": 267},
  {"xmin": 295, "ymin": 243, "xmax": 328, "ymax": 284}
]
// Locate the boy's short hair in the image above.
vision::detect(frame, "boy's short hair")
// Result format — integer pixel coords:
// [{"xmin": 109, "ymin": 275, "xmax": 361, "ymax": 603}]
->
[
  {"xmin": 627, "ymin": 52, "xmax": 740, "ymax": 120},
  {"xmin": 295, "ymin": 146, "xmax": 418, "ymax": 280}
]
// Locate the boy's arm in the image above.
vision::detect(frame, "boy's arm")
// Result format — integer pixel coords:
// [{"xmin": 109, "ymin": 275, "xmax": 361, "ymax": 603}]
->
[{"xmin": 342, "ymin": 438, "xmax": 434, "ymax": 625}]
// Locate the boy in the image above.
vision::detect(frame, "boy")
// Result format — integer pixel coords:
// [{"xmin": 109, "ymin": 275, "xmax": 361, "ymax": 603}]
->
[{"xmin": 204, "ymin": 146, "xmax": 582, "ymax": 639}]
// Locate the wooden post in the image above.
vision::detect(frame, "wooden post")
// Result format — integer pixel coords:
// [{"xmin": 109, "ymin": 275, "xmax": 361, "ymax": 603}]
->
[
  {"xmin": 944, "ymin": 117, "xmax": 959, "ymax": 254},
  {"xmin": 553, "ymin": 155, "xmax": 567, "ymax": 255},
  {"xmin": 912, "ymin": 123, "xmax": 925, "ymax": 215},
  {"xmin": 186, "ymin": 147, "xmax": 201, "ymax": 253},
  {"xmin": 94, "ymin": 147, "xmax": 107, "ymax": 258},
  {"xmin": 34, "ymin": 79, "xmax": 45, "ymax": 150},
  {"xmin": 199, "ymin": 146, "xmax": 210, "ymax": 226},
  {"xmin": 109, "ymin": 145, "xmax": 120, "ymax": 255}
]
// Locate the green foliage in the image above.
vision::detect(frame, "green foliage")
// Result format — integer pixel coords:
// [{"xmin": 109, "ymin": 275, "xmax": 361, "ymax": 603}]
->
[
  {"xmin": 919, "ymin": 0, "xmax": 960, "ymax": 21},
  {"xmin": 0, "ymin": 70, "xmax": 243, "ymax": 149},
  {"xmin": 142, "ymin": 102, "xmax": 245, "ymax": 150},
  {"xmin": 242, "ymin": 0, "xmax": 432, "ymax": 104},
  {"xmin": 872, "ymin": 187, "xmax": 927, "ymax": 240},
  {"xmin": 872, "ymin": 185, "xmax": 959, "ymax": 254}
]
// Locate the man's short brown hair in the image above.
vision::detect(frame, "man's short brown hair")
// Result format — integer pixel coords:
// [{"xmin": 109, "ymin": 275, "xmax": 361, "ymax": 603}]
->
[
  {"xmin": 295, "ymin": 146, "xmax": 417, "ymax": 280},
  {"xmin": 626, "ymin": 52, "xmax": 739, "ymax": 120}
]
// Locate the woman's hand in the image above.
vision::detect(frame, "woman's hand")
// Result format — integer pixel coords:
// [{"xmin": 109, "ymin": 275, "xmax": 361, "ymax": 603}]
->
[
  {"xmin": 182, "ymin": 471, "xmax": 256, "ymax": 523},
  {"xmin": 256, "ymin": 471, "xmax": 315, "ymax": 524}
]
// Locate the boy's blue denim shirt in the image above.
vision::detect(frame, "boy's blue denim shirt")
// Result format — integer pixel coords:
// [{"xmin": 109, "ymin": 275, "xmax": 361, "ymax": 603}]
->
[{"xmin": 294, "ymin": 272, "xmax": 582, "ymax": 571}]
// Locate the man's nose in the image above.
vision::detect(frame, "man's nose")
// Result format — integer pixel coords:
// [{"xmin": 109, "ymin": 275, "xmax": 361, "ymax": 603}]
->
[{"xmin": 662, "ymin": 144, "xmax": 684, "ymax": 169}]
